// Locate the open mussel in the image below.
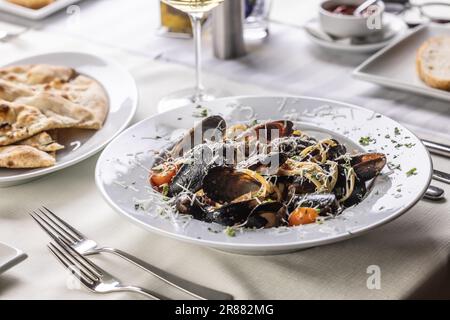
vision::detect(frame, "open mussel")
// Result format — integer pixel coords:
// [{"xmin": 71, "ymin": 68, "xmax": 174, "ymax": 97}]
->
[
  {"xmin": 207, "ymin": 199, "xmax": 259, "ymax": 227},
  {"xmin": 270, "ymin": 136, "xmax": 316, "ymax": 157},
  {"xmin": 351, "ymin": 153, "xmax": 386, "ymax": 181},
  {"xmin": 175, "ymin": 194, "xmax": 209, "ymax": 221},
  {"xmin": 154, "ymin": 116, "xmax": 226, "ymax": 166},
  {"xmin": 168, "ymin": 144, "xmax": 215, "ymax": 196},
  {"xmin": 236, "ymin": 120, "xmax": 294, "ymax": 143},
  {"xmin": 289, "ymin": 193, "xmax": 341, "ymax": 216},
  {"xmin": 245, "ymin": 201, "xmax": 288, "ymax": 228},
  {"xmin": 238, "ymin": 152, "xmax": 288, "ymax": 176},
  {"xmin": 202, "ymin": 166, "xmax": 262, "ymax": 203}
]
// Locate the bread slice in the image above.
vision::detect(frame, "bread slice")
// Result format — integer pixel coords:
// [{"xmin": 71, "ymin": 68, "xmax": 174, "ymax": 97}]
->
[{"xmin": 416, "ymin": 36, "xmax": 450, "ymax": 91}]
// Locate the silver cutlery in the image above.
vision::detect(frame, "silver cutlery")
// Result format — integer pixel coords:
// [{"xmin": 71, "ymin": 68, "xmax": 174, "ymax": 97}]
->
[
  {"xmin": 424, "ymin": 185, "xmax": 445, "ymax": 201},
  {"xmin": 423, "ymin": 140, "xmax": 450, "ymax": 158},
  {"xmin": 48, "ymin": 237, "xmax": 167, "ymax": 299},
  {"xmin": 30, "ymin": 207, "xmax": 233, "ymax": 300},
  {"xmin": 433, "ymin": 169, "xmax": 450, "ymax": 185}
]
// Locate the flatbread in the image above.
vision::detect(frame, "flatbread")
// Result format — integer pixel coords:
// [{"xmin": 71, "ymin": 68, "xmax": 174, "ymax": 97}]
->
[
  {"xmin": 0, "ymin": 64, "xmax": 109, "ymax": 169},
  {"xmin": 18, "ymin": 131, "xmax": 64, "ymax": 152},
  {"xmin": 0, "ymin": 64, "xmax": 108, "ymax": 128},
  {"xmin": 0, "ymin": 145, "xmax": 55, "ymax": 168},
  {"xmin": 0, "ymin": 79, "xmax": 34, "ymax": 101},
  {"xmin": 0, "ymin": 99, "xmax": 79, "ymax": 146},
  {"xmin": 6, "ymin": 0, "xmax": 54, "ymax": 10},
  {"xmin": 15, "ymin": 92, "xmax": 105, "ymax": 130}
]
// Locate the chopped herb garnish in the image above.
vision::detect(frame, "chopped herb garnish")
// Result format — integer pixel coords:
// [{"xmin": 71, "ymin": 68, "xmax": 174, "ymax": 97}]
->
[
  {"xmin": 394, "ymin": 127, "xmax": 401, "ymax": 136},
  {"xmin": 406, "ymin": 168, "xmax": 417, "ymax": 177},
  {"xmin": 224, "ymin": 227, "xmax": 236, "ymax": 237},
  {"xmin": 376, "ymin": 114, "xmax": 382, "ymax": 118},
  {"xmin": 404, "ymin": 143, "xmax": 415, "ymax": 148},
  {"xmin": 250, "ymin": 119, "xmax": 259, "ymax": 126},
  {"xmin": 161, "ymin": 184, "xmax": 169, "ymax": 197},
  {"xmin": 379, "ymin": 206, "xmax": 385, "ymax": 211},
  {"xmin": 177, "ymin": 117, "xmax": 182, "ymax": 120},
  {"xmin": 359, "ymin": 136, "xmax": 375, "ymax": 146},
  {"xmin": 200, "ymin": 109, "xmax": 208, "ymax": 117},
  {"xmin": 385, "ymin": 134, "xmax": 390, "ymax": 139}
]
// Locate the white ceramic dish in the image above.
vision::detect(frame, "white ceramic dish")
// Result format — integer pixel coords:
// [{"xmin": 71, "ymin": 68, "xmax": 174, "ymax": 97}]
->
[
  {"xmin": 95, "ymin": 96, "xmax": 432, "ymax": 255},
  {"xmin": 353, "ymin": 23, "xmax": 450, "ymax": 101},
  {"xmin": 319, "ymin": 0, "xmax": 385, "ymax": 38},
  {"xmin": 305, "ymin": 13, "xmax": 408, "ymax": 53},
  {"xmin": 0, "ymin": 242, "xmax": 27, "ymax": 275},
  {"xmin": 0, "ymin": 0, "xmax": 81, "ymax": 20},
  {"xmin": 0, "ymin": 52, "xmax": 138, "ymax": 187}
]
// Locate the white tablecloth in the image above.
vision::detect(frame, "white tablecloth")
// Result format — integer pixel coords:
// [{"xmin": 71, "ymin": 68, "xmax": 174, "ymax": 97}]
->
[{"xmin": 0, "ymin": 0, "xmax": 449, "ymax": 300}]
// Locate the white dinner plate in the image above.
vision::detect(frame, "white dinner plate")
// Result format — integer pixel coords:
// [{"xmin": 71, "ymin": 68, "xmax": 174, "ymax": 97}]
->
[
  {"xmin": 305, "ymin": 13, "xmax": 408, "ymax": 54},
  {"xmin": 0, "ymin": 0, "xmax": 81, "ymax": 20},
  {"xmin": 0, "ymin": 242, "xmax": 27, "ymax": 275},
  {"xmin": 353, "ymin": 23, "xmax": 450, "ymax": 102},
  {"xmin": 95, "ymin": 96, "xmax": 432, "ymax": 255},
  {"xmin": 0, "ymin": 52, "xmax": 138, "ymax": 187}
]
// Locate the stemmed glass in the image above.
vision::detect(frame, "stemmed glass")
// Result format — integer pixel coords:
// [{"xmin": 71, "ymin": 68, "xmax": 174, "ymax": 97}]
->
[{"xmin": 158, "ymin": 0, "xmax": 226, "ymax": 112}]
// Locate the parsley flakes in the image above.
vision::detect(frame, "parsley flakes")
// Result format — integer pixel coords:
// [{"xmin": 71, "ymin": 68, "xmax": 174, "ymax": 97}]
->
[
  {"xmin": 406, "ymin": 168, "xmax": 418, "ymax": 177},
  {"xmin": 359, "ymin": 136, "xmax": 375, "ymax": 146}
]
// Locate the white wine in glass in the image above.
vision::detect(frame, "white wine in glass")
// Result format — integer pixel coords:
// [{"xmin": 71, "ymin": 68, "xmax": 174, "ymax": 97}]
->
[
  {"xmin": 163, "ymin": 0, "xmax": 224, "ymax": 14},
  {"xmin": 158, "ymin": 0, "xmax": 227, "ymax": 112}
]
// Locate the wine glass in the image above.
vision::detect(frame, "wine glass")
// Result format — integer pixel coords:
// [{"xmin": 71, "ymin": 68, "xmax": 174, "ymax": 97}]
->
[{"xmin": 158, "ymin": 0, "xmax": 227, "ymax": 112}]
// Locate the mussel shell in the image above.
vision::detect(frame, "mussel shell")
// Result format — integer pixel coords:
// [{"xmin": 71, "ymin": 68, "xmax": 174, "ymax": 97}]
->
[
  {"xmin": 236, "ymin": 120, "xmax": 294, "ymax": 142},
  {"xmin": 240, "ymin": 152, "xmax": 288, "ymax": 175},
  {"xmin": 246, "ymin": 201, "xmax": 288, "ymax": 228},
  {"xmin": 168, "ymin": 144, "xmax": 215, "ymax": 196},
  {"xmin": 175, "ymin": 194, "xmax": 209, "ymax": 221},
  {"xmin": 342, "ymin": 179, "xmax": 367, "ymax": 208},
  {"xmin": 352, "ymin": 153, "xmax": 386, "ymax": 181},
  {"xmin": 207, "ymin": 199, "xmax": 258, "ymax": 227},
  {"xmin": 289, "ymin": 193, "xmax": 341, "ymax": 216},
  {"xmin": 166, "ymin": 115, "xmax": 227, "ymax": 161},
  {"xmin": 202, "ymin": 166, "xmax": 261, "ymax": 203},
  {"xmin": 270, "ymin": 136, "xmax": 315, "ymax": 157},
  {"xmin": 327, "ymin": 139, "xmax": 347, "ymax": 160}
]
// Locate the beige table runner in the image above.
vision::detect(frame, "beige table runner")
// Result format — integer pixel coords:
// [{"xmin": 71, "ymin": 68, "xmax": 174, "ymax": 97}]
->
[{"xmin": 0, "ymin": 30, "xmax": 449, "ymax": 300}]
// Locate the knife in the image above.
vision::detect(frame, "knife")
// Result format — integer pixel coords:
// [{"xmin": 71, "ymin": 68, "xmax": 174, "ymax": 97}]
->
[
  {"xmin": 422, "ymin": 140, "xmax": 450, "ymax": 158},
  {"xmin": 433, "ymin": 169, "xmax": 450, "ymax": 185}
]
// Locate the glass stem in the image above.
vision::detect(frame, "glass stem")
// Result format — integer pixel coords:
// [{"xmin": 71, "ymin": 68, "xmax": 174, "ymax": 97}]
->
[{"xmin": 189, "ymin": 13, "xmax": 204, "ymax": 103}]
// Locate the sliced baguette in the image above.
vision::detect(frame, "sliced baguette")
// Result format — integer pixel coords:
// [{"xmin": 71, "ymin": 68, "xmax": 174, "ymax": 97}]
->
[{"xmin": 416, "ymin": 36, "xmax": 450, "ymax": 91}]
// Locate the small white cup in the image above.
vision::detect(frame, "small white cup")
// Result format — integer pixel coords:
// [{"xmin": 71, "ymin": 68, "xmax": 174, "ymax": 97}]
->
[{"xmin": 319, "ymin": 0, "xmax": 385, "ymax": 38}]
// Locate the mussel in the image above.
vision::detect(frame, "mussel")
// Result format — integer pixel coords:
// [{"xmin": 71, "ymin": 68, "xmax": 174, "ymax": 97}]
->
[
  {"xmin": 236, "ymin": 120, "xmax": 294, "ymax": 143},
  {"xmin": 245, "ymin": 201, "xmax": 287, "ymax": 228},
  {"xmin": 155, "ymin": 116, "xmax": 226, "ymax": 165},
  {"xmin": 270, "ymin": 136, "xmax": 316, "ymax": 157},
  {"xmin": 239, "ymin": 152, "xmax": 288, "ymax": 175},
  {"xmin": 168, "ymin": 144, "xmax": 215, "ymax": 196},
  {"xmin": 351, "ymin": 153, "xmax": 386, "ymax": 181},
  {"xmin": 207, "ymin": 199, "xmax": 259, "ymax": 227},
  {"xmin": 202, "ymin": 166, "xmax": 262, "ymax": 203},
  {"xmin": 175, "ymin": 194, "xmax": 209, "ymax": 221},
  {"xmin": 289, "ymin": 193, "xmax": 341, "ymax": 216}
]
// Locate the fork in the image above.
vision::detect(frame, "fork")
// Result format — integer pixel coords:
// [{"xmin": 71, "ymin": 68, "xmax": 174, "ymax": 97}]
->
[
  {"xmin": 30, "ymin": 207, "xmax": 233, "ymax": 300},
  {"xmin": 48, "ymin": 237, "xmax": 168, "ymax": 299}
]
